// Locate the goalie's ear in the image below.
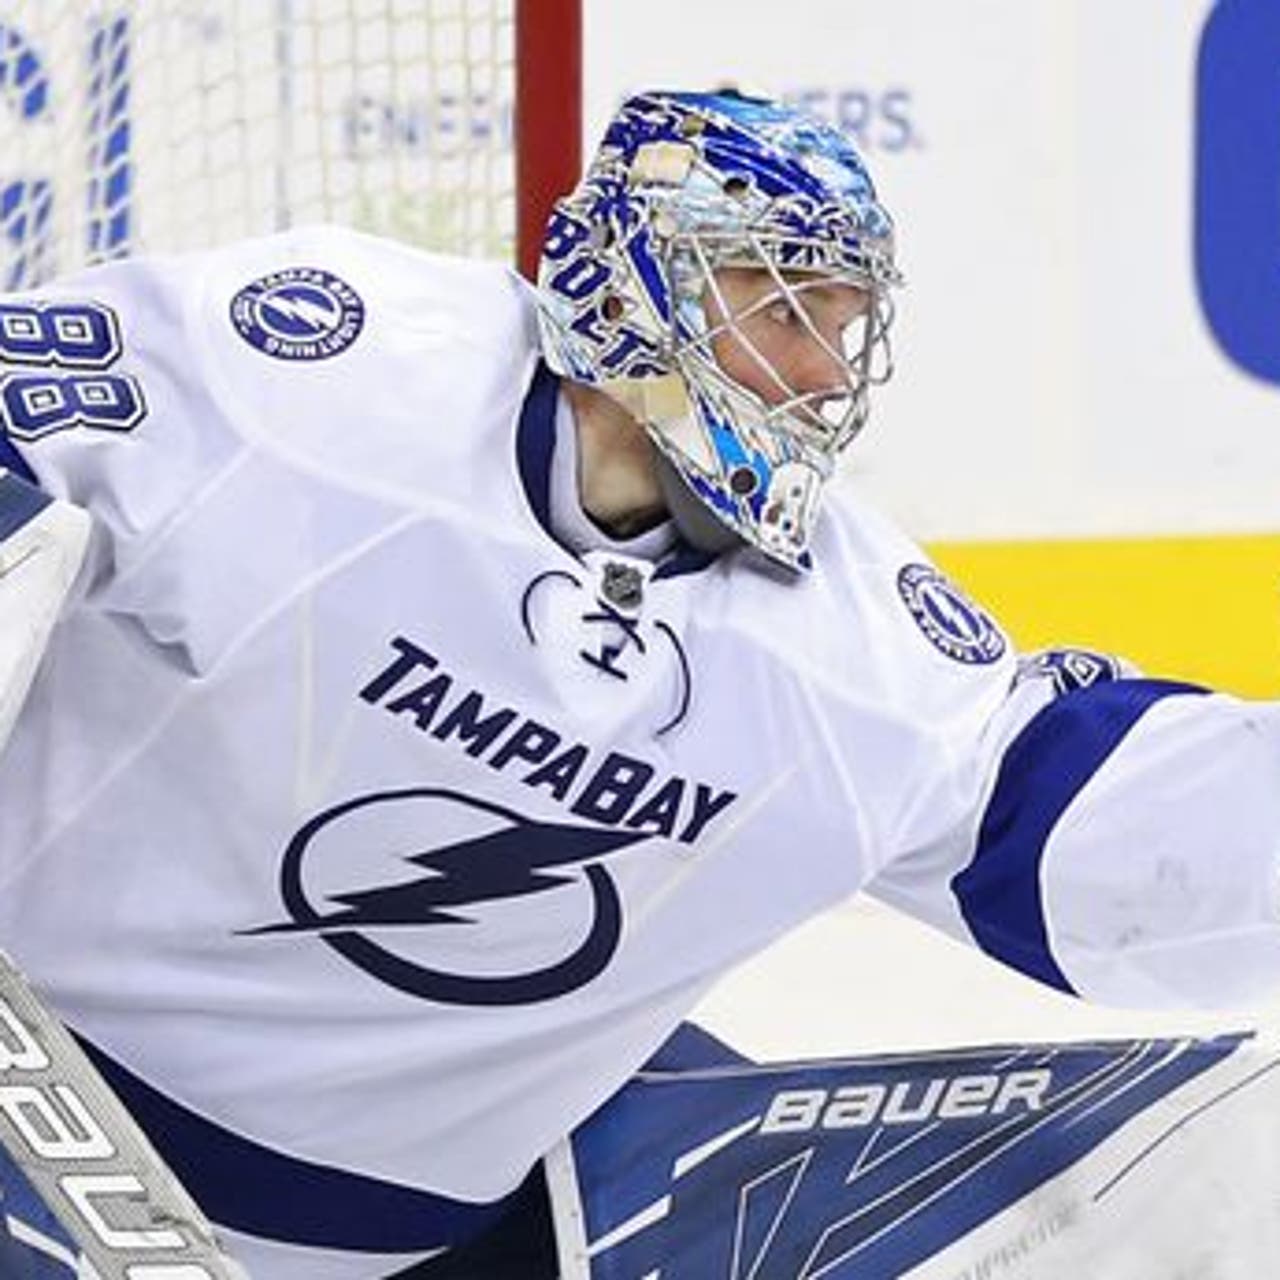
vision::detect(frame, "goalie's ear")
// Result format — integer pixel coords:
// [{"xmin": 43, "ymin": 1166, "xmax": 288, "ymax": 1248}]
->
[{"xmin": 0, "ymin": 469, "xmax": 91, "ymax": 755}]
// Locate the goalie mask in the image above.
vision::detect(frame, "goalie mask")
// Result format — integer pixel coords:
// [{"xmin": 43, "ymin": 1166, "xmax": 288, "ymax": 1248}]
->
[{"xmin": 536, "ymin": 89, "xmax": 901, "ymax": 570}]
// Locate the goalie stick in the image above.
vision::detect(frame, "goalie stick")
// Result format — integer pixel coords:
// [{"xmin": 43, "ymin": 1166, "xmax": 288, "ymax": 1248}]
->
[{"xmin": 0, "ymin": 949, "xmax": 250, "ymax": 1279}]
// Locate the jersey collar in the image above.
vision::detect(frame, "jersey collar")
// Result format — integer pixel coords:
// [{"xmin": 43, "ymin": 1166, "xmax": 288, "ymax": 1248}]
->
[{"xmin": 515, "ymin": 361, "xmax": 717, "ymax": 581}]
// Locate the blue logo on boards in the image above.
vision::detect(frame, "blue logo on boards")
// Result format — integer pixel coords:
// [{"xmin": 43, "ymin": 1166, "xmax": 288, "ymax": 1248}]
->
[
  {"xmin": 230, "ymin": 267, "xmax": 365, "ymax": 361},
  {"xmin": 1, "ymin": 17, "xmax": 133, "ymax": 289},
  {"xmin": 1195, "ymin": 0, "xmax": 1280, "ymax": 387},
  {"xmin": 897, "ymin": 563, "xmax": 1006, "ymax": 665}
]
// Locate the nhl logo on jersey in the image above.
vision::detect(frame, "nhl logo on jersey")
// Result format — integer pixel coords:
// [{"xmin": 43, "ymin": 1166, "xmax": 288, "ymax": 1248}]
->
[
  {"xmin": 230, "ymin": 266, "xmax": 365, "ymax": 361},
  {"xmin": 896, "ymin": 563, "xmax": 1006, "ymax": 665}
]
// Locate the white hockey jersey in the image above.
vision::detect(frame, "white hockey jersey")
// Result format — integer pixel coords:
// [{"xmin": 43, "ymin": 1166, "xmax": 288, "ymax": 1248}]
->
[{"xmin": 2, "ymin": 226, "xmax": 1280, "ymax": 1279}]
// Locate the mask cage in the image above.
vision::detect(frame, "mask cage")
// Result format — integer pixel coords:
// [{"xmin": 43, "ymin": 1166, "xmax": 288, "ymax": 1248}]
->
[{"xmin": 656, "ymin": 226, "xmax": 896, "ymax": 471}]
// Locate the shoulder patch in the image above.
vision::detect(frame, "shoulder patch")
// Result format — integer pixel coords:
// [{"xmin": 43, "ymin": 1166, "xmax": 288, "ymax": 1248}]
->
[
  {"xmin": 896, "ymin": 562, "xmax": 1006, "ymax": 665},
  {"xmin": 230, "ymin": 266, "xmax": 365, "ymax": 361}
]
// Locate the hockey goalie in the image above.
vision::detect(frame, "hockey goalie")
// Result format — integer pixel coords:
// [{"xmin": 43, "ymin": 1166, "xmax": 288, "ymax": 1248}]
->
[{"xmin": 2, "ymin": 87, "xmax": 1280, "ymax": 1280}]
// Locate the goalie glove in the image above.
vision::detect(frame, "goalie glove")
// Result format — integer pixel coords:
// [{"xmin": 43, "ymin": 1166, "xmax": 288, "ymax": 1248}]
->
[{"xmin": 0, "ymin": 468, "xmax": 90, "ymax": 757}]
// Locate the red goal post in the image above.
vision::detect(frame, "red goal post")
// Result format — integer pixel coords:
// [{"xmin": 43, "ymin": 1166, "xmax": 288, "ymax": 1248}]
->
[
  {"xmin": 0, "ymin": 0, "xmax": 581, "ymax": 287},
  {"xmin": 516, "ymin": 0, "xmax": 581, "ymax": 278}
]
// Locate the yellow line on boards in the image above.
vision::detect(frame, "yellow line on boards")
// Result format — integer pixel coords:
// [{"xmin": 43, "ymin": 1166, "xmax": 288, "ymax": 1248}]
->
[{"xmin": 928, "ymin": 534, "xmax": 1280, "ymax": 698}]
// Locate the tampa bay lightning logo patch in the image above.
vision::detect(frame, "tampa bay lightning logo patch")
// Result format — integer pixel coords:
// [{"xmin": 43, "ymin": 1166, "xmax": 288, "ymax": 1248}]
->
[
  {"xmin": 230, "ymin": 266, "xmax": 364, "ymax": 361},
  {"xmin": 241, "ymin": 788, "xmax": 649, "ymax": 1006},
  {"xmin": 897, "ymin": 563, "xmax": 1006, "ymax": 665}
]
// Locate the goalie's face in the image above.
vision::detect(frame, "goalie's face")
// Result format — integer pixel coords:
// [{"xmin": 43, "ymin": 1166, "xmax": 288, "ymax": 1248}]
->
[
  {"xmin": 702, "ymin": 267, "xmax": 873, "ymax": 433},
  {"xmin": 638, "ymin": 260, "xmax": 888, "ymax": 568}
]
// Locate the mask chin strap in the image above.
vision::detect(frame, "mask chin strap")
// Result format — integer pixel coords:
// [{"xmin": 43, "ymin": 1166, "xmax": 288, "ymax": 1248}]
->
[{"xmin": 651, "ymin": 450, "xmax": 745, "ymax": 556}]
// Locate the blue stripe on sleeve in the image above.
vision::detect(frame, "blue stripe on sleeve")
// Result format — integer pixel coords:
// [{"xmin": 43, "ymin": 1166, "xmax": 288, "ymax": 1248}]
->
[
  {"xmin": 952, "ymin": 678, "xmax": 1207, "ymax": 994},
  {"xmin": 0, "ymin": 468, "xmax": 52, "ymax": 541},
  {"xmin": 0, "ymin": 431, "xmax": 38, "ymax": 485}
]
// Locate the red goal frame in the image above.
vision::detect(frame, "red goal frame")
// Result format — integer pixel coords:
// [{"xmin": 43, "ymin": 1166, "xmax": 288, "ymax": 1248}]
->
[{"xmin": 514, "ymin": 0, "xmax": 582, "ymax": 279}]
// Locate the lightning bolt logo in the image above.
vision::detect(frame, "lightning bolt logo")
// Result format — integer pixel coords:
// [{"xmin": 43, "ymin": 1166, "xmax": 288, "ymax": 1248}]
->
[
  {"xmin": 919, "ymin": 583, "xmax": 982, "ymax": 640},
  {"xmin": 256, "ymin": 287, "xmax": 342, "ymax": 337},
  {"xmin": 896, "ymin": 563, "xmax": 1006, "ymax": 666},
  {"xmin": 242, "ymin": 789, "xmax": 650, "ymax": 1005},
  {"xmin": 230, "ymin": 267, "xmax": 365, "ymax": 362}
]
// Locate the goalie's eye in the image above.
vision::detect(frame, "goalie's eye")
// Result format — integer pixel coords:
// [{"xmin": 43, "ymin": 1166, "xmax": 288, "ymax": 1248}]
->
[{"xmin": 762, "ymin": 299, "xmax": 801, "ymax": 328}]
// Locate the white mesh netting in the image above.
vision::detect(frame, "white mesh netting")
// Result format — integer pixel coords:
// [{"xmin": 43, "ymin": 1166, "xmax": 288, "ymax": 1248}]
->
[{"xmin": 0, "ymin": 0, "xmax": 517, "ymax": 287}]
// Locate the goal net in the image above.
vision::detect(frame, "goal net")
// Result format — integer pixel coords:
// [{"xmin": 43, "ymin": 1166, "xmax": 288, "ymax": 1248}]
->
[{"xmin": 0, "ymin": 0, "xmax": 578, "ymax": 289}]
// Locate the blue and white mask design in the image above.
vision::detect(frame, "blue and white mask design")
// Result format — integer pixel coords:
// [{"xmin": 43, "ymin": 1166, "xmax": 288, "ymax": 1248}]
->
[{"xmin": 537, "ymin": 89, "xmax": 901, "ymax": 570}]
